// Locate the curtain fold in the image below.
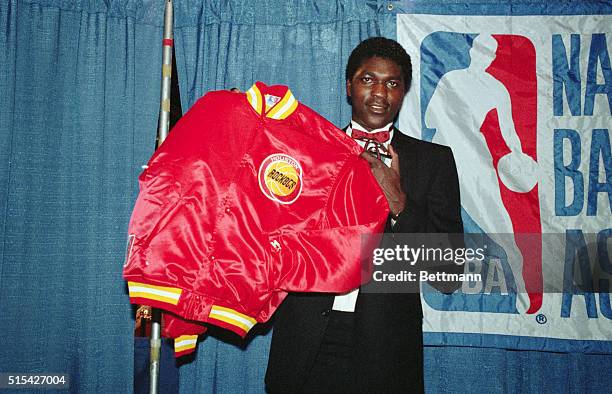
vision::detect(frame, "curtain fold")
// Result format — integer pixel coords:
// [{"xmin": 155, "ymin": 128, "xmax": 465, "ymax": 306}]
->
[
  {"xmin": 0, "ymin": 1, "xmax": 163, "ymax": 392},
  {"xmin": 174, "ymin": 0, "xmax": 391, "ymax": 127}
]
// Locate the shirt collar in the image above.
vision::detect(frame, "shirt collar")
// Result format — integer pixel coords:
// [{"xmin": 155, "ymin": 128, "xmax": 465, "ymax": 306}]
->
[
  {"xmin": 245, "ymin": 82, "xmax": 298, "ymax": 120},
  {"xmin": 348, "ymin": 120, "xmax": 394, "ymax": 167}
]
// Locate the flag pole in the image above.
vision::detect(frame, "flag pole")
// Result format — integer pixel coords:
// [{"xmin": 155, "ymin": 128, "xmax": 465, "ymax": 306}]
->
[
  {"xmin": 149, "ymin": 1, "xmax": 174, "ymax": 393},
  {"xmin": 157, "ymin": 0, "xmax": 174, "ymax": 147}
]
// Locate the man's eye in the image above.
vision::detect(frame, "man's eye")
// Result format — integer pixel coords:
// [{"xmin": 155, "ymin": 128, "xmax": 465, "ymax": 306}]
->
[
  {"xmin": 361, "ymin": 77, "xmax": 372, "ymax": 84},
  {"xmin": 387, "ymin": 81, "xmax": 398, "ymax": 88}
]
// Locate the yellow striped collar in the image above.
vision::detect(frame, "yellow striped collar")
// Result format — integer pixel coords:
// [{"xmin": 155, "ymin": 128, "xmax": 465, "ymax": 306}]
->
[{"xmin": 245, "ymin": 82, "xmax": 298, "ymax": 120}]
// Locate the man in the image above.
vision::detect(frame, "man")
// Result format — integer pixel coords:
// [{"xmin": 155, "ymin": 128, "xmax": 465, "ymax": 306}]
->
[{"xmin": 265, "ymin": 37, "xmax": 463, "ymax": 393}]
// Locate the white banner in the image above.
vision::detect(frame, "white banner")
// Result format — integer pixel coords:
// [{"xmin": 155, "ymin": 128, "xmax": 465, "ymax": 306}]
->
[{"xmin": 398, "ymin": 14, "xmax": 611, "ymax": 351}]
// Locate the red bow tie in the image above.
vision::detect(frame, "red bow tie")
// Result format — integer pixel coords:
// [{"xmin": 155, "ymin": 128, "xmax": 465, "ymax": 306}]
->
[{"xmin": 351, "ymin": 128, "xmax": 391, "ymax": 143}]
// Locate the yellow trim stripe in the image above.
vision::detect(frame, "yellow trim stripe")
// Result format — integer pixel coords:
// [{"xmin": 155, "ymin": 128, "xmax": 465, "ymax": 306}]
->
[
  {"xmin": 211, "ymin": 305, "xmax": 257, "ymax": 324},
  {"xmin": 128, "ymin": 282, "xmax": 182, "ymax": 294},
  {"xmin": 127, "ymin": 282, "xmax": 182, "ymax": 306},
  {"xmin": 175, "ymin": 344, "xmax": 196, "ymax": 353},
  {"xmin": 129, "ymin": 292, "xmax": 179, "ymax": 305},
  {"xmin": 274, "ymin": 95, "xmax": 298, "ymax": 120},
  {"xmin": 246, "ymin": 89, "xmax": 257, "ymax": 112},
  {"xmin": 209, "ymin": 305, "xmax": 256, "ymax": 332},
  {"xmin": 209, "ymin": 313, "xmax": 251, "ymax": 333},
  {"xmin": 175, "ymin": 335, "xmax": 198, "ymax": 353},
  {"xmin": 254, "ymin": 88, "xmax": 263, "ymax": 114},
  {"xmin": 246, "ymin": 84, "xmax": 263, "ymax": 115},
  {"xmin": 266, "ymin": 90, "xmax": 292, "ymax": 118}
]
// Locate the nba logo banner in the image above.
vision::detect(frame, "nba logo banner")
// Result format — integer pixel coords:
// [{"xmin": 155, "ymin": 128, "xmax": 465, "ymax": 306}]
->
[{"xmin": 397, "ymin": 14, "xmax": 611, "ymax": 352}]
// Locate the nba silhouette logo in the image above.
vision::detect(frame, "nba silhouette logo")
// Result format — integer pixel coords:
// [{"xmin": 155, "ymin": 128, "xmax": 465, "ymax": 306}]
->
[{"xmin": 420, "ymin": 32, "xmax": 543, "ymax": 314}]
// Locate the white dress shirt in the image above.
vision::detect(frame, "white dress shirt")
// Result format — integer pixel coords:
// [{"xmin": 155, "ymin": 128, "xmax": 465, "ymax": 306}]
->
[{"xmin": 332, "ymin": 120, "xmax": 394, "ymax": 312}]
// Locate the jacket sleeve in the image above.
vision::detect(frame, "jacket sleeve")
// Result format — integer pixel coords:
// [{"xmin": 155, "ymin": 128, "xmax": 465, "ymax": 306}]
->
[
  {"xmin": 162, "ymin": 313, "xmax": 207, "ymax": 358},
  {"xmin": 269, "ymin": 155, "xmax": 389, "ymax": 293}
]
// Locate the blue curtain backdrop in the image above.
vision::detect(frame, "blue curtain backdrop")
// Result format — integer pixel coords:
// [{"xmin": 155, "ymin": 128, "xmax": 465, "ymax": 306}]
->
[
  {"xmin": 0, "ymin": 0, "xmax": 163, "ymax": 392},
  {"xmin": 172, "ymin": 1, "xmax": 611, "ymax": 393},
  {"xmin": 1, "ymin": 0, "xmax": 610, "ymax": 393},
  {"xmin": 173, "ymin": 0, "xmax": 394, "ymax": 127}
]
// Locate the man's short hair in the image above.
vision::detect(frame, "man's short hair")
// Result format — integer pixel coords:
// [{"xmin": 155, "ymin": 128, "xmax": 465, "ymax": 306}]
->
[{"xmin": 345, "ymin": 37, "xmax": 412, "ymax": 91}]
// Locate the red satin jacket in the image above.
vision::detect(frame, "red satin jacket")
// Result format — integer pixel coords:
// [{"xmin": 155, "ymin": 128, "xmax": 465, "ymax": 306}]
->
[{"xmin": 123, "ymin": 82, "xmax": 388, "ymax": 356}]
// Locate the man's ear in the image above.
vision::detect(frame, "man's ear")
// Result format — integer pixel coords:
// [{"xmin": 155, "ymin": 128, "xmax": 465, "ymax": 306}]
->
[{"xmin": 346, "ymin": 79, "xmax": 352, "ymax": 98}]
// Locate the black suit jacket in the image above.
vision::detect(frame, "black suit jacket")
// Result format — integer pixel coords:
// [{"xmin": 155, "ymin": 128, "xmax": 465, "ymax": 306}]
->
[{"xmin": 265, "ymin": 129, "xmax": 463, "ymax": 393}]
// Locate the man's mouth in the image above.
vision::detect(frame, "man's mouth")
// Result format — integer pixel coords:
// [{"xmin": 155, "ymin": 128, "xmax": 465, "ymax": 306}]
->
[{"xmin": 367, "ymin": 103, "xmax": 388, "ymax": 113}]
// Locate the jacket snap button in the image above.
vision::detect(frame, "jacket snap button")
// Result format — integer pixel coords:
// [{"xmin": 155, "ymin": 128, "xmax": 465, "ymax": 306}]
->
[{"xmin": 321, "ymin": 309, "xmax": 330, "ymax": 317}]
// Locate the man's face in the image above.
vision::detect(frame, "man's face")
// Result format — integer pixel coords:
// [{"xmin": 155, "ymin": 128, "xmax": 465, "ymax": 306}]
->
[{"xmin": 346, "ymin": 56, "xmax": 406, "ymax": 131}]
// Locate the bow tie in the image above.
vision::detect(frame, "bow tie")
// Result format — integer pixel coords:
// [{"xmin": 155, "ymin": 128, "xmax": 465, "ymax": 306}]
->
[{"xmin": 351, "ymin": 128, "xmax": 391, "ymax": 143}]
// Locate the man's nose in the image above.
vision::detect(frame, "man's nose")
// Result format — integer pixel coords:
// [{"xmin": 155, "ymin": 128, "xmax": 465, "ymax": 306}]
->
[{"xmin": 371, "ymin": 81, "xmax": 387, "ymax": 97}]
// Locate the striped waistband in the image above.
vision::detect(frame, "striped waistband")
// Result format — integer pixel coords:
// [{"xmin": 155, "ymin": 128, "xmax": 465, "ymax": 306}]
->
[{"xmin": 127, "ymin": 281, "xmax": 258, "ymax": 337}]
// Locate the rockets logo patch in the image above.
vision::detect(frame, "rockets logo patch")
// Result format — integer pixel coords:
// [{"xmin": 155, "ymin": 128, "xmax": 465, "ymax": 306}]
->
[{"xmin": 258, "ymin": 153, "xmax": 303, "ymax": 204}]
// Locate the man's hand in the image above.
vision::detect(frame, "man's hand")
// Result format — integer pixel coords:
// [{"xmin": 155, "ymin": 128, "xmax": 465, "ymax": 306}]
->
[
  {"xmin": 360, "ymin": 145, "xmax": 406, "ymax": 216},
  {"xmin": 135, "ymin": 305, "xmax": 151, "ymax": 333}
]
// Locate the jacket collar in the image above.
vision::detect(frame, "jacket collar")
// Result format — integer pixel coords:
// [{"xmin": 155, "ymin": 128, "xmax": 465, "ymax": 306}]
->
[{"xmin": 245, "ymin": 82, "xmax": 298, "ymax": 120}]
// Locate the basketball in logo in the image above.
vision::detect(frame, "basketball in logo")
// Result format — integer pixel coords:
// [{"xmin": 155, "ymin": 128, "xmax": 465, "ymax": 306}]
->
[{"xmin": 258, "ymin": 154, "xmax": 303, "ymax": 204}]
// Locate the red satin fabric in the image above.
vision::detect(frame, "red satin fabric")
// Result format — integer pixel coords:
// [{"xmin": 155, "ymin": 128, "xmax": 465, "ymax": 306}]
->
[{"xmin": 123, "ymin": 82, "xmax": 388, "ymax": 344}]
